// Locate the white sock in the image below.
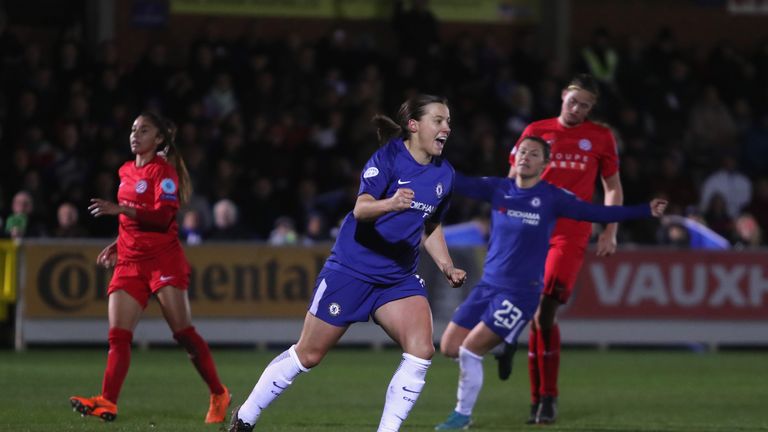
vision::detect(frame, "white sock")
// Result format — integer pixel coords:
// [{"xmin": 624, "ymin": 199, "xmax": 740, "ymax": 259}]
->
[
  {"xmin": 377, "ymin": 353, "xmax": 431, "ymax": 432},
  {"xmin": 238, "ymin": 344, "xmax": 310, "ymax": 424},
  {"xmin": 455, "ymin": 346, "xmax": 484, "ymax": 416}
]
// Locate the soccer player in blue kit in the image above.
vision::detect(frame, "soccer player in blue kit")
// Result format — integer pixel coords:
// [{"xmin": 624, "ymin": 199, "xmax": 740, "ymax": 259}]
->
[
  {"xmin": 434, "ymin": 136, "xmax": 667, "ymax": 430},
  {"xmin": 230, "ymin": 94, "xmax": 467, "ymax": 432}
]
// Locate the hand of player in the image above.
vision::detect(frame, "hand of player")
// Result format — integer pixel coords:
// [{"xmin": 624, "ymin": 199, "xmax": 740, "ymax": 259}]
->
[
  {"xmin": 649, "ymin": 198, "xmax": 669, "ymax": 217},
  {"xmin": 96, "ymin": 243, "xmax": 118, "ymax": 268},
  {"xmin": 89, "ymin": 198, "xmax": 122, "ymax": 217},
  {"xmin": 443, "ymin": 265, "xmax": 467, "ymax": 288},
  {"xmin": 388, "ymin": 188, "xmax": 414, "ymax": 212},
  {"xmin": 595, "ymin": 230, "xmax": 617, "ymax": 257}
]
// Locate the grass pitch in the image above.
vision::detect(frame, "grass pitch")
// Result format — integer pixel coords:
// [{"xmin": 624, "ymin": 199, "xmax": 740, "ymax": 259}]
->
[{"xmin": 1, "ymin": 347, "xmax": 766, "ymax": 431}]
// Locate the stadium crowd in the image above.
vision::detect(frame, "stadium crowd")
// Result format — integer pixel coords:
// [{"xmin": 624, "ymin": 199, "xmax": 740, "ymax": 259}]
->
[{"xmin": 0, "ymin": 7, "xmax": 766, "ymax": 247}]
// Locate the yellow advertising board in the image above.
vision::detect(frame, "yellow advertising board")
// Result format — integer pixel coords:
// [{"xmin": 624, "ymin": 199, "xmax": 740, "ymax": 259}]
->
[
  {"xmin": 170, "ymin": 0, "xmax": 539, "ymax": 23},
  {"xmin": 0, "ymin": 240, "xmax": 18, "ymax": 321},
  {"xmin": 23, "ymin": 243, "xmax": 331, "ymax": 318},
  {"xmin": 0, "ymin": 240, "xmax": 17, "ymax": 301}
]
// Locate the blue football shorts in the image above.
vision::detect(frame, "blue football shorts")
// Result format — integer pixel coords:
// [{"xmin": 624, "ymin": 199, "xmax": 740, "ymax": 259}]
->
[
  {"xmin": 450, "ymin": 281, "xmax": 539, "ymax": 343},
  {"xmin": 308, "ymin": 267, "xmax": 427, "ymax": 326}
]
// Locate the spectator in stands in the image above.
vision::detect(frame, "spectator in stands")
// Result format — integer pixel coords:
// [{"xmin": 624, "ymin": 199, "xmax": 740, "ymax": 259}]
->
[
  {"xmin": 208, "ymin": 198, "xmax": 249, "ymax": 241},
  {"xmin": 687, "ymin": 85, "xmax": 738, "ymax": 171},
  {"xmin": 579, "ymin": 27, "xmax": 620, "ymax": 113},
  {"xmin": 179, "ymin": 208, "xmax": 205, "ymax": 245},
  {"xmin": 732, "ymin": 213, "xmax": 763, "ymax": 248},
  {"xmin": 702, "ymin": 193, "xmax": 734, "ymax": 241},
  {"xmin": 699, "ymin": 155, "xmax": 752, "ymax": 220},
  {"xmin": 203, "ymin": 72, "xmax": 238, "ymax": 123},
  {"xmin": 268, "ymin": 216, "xmax": 298, "ymax": 245},
  {"xmin": 657, "ymin": 221, "xmax": 690, "ymax": 248},
  {"xmin": 300, "ymin": 211, "xmax": 330, "ymax": 245},
  {"xmin": 54, "ymin": 201, "xmax": 89, "ymax": 237},
  {"xmin": 4, "ymin": 190, "xmax": 46, "ymax": 239}
]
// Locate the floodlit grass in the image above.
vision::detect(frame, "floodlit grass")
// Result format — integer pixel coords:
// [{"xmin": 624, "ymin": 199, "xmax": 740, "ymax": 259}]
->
[{"xmin": 1, "ymin": 347, "xmax": 767, "ymax": 431}]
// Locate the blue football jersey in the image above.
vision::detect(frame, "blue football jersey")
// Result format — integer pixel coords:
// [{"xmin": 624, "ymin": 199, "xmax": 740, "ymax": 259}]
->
[
  {"xmin": 455, "ymin": 174, "xmax": 650, "ymax": 291},
  {"xmin": 326, "ymin": 138, "xmax": 455, "ymax": 284}
]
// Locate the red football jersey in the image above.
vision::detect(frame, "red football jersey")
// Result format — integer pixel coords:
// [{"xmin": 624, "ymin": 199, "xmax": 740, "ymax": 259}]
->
[
  {"xmin": 510, "ymin": 118, "xmax": 619, "ymax": 242},
  {"xmin": 116, "ymin": 157, "xmax": 182, "ymax": 261}
]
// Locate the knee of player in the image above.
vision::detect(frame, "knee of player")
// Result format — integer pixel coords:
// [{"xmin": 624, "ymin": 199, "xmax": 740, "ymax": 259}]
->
[
  {"xmin": 296, "ymin": 348, "xmax": 325, "ymax": 369},
  {"xmin": 439, "ymin": 342, "xmax": 459, "ymax": 359},
  {"xmin": 408, "ymin": 343, "xmax": 435, "ymax": 360}
]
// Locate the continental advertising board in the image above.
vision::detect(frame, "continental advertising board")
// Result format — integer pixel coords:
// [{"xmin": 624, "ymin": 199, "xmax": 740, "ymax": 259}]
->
[{"xmin": 23, "ymin": 243, "xmax": 331, "ymax": 318}]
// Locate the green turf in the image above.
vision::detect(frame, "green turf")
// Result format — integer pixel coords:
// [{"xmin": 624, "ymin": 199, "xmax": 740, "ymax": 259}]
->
[{"xmin": 0, "ymin": 348, "xmax": 766, "ymax": 431}]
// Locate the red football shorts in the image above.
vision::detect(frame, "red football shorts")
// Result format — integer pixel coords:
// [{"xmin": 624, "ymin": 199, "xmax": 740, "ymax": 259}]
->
[
  {"xmin": 108, "ymin": 250, "xmax": 190, "ymax": 308},
  {"xmin": 542, "ymin": 239, "xmax": 586, "ymax": 304}
]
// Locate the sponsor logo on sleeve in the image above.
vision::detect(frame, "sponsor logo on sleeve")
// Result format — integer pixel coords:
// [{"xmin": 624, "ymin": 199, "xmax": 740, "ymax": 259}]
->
[
  {"xmin": 161, "ymin": 178, "xmax": 177, "ymax": 194},
  {"xmin": 363, "ymin": 167, "xmax": 379, "ymax": 178},
  {"xmin": 160, "ymin": 178, "xmax": 177, "ymax": 201}
]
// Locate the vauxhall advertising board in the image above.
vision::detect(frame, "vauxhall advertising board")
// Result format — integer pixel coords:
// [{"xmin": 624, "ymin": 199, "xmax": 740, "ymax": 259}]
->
[{"xmin": 563, "ymin": 250, "xmax": 768, "ymax": 320}]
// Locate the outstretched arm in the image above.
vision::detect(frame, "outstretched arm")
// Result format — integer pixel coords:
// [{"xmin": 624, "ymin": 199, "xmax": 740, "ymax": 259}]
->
[
  {"xmin": 454, "ymin": 172, "xmax": 500, "ymax": 202},
  {"xmin": 557, "ymin": 192, "xmax": 667, "ymax": 223}
]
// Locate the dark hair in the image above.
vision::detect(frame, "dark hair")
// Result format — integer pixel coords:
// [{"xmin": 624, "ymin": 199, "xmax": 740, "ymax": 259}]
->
[
  {"xmin": 371, "ymin": 94, "xmax": 449, "ymax": 145},
  {"xmin": 519, "ymin": 135, "xmax": 551, "ymax": 161},
  {"xmin": 565, "ymin": 73, "xmax": 600, "ymax": 99},
  {"xmin": 139, "ymin": 111, "xmax": 192, "ymax": 205}
]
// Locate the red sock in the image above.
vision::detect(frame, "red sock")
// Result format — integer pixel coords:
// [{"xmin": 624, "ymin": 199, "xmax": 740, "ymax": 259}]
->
[
  {"xmin": 173, "ymin": 326, "xmax": 225, "ymax": 394},
  {"xmin": 527, "ymin": 328, "xmax": 540, "ymax": 404},
  {"xmin": 537, "ymin": 324, "xmax": 561, "ymax": 398},
  {"xmin": 102, "ymin": 327, "xmax": 133, "ymax": 404}
]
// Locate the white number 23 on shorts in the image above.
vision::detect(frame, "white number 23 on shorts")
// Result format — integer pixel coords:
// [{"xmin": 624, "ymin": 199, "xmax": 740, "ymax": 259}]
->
[{"xmin": 493, "ymin": 300, "xmax": 523, "ymax": 330}]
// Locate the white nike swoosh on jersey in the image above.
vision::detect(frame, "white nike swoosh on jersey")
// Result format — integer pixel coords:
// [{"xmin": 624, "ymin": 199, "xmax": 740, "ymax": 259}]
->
[
  {"xmin": 159, "ymin": 275, "xmax": 174, "ymax": 282},
  {"xmin": 504, "ymin": 195, "xmax": 513, "ymax": 199},
  {"xmin": 397, "ymin": 179, "xmax": 411, "ymax": 185}
]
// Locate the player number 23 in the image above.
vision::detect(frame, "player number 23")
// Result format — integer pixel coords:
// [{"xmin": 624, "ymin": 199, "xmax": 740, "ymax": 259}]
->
[{"xmin": 493, "ymin": 300, "xmax": 523, "ymax": 330}]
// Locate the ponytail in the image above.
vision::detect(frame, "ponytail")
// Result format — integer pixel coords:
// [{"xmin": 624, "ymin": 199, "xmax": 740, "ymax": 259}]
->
[
  {"xmin": 140, "ymin": 111, "xmax": 192, "ymax": 205},
  {"xmin": 371, "ymin": 114, "xmax": 402, "ymax": 145},
  {"xmin": 164, "ymin": 125, "xmax": 192, "ymax": 206}
]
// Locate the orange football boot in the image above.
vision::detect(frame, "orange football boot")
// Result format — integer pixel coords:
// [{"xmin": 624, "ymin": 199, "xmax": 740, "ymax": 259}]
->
[
  {"xmin": 205, "ymin": 385, "xmax": 231, "ymax": 423},
  {"xmin": 70, "ymin": 395, "xmax": 117, "ymax": 421}
]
